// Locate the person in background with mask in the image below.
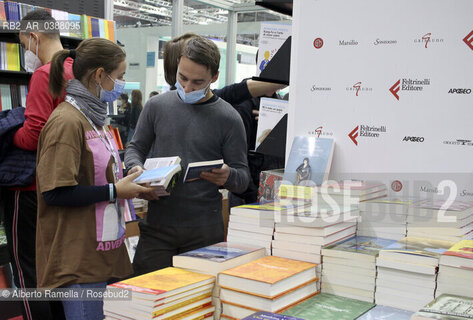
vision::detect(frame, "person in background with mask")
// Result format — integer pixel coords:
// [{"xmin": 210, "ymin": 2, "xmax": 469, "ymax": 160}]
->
[
  {"xmin": 125, "ymin": 36, "xmax": 250, "ymax": 275},
  {"xmin": 3, "ymin": 9, "xmax": 74, "ymax": 320},
  {"xmin": 37, "ymin": 37, "xmax": 154, "ymax": 319}
]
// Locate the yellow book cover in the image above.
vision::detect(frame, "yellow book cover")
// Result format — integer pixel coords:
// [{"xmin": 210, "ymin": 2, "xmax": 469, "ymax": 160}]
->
[
  {"xmin": 444, "ymin": 240, "xmax": 473, "ymax": 259},
  {"xmin": 110, "ymin": 267, "xmax": 214, "ymax": 296},
  {"xmin": 279, "ymin": 184, "xmax": 314, "ymax": 201},
  {"xmin": 6, "ymin": 43, "xmax": 20, "ymax": 71},
  {"xmin": 238, "ymin": 200, "xmax": 307, "ymax": 212},
  {"xmin": 104, "ymin": 19, "xmax": 109, "ymax": 40},
  {"xmin": 220, "ymin": 256, "xmax": 316, "ymax": 284},
  {"xmin": 163, "ymin": 300, "xmax": 212, "ymax": 320},
  {"xmin": 107, "ymin": 20, "xmax": 115, "ymax": 42}
]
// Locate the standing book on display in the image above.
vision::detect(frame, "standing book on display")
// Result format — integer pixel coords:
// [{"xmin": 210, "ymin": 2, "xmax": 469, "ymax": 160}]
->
[
  {"xmin": 256, "ymin": 22, "xmax": 291, "ymax": 77},
  {"xmin": 255, "ymin": 98, "xmax": 288, "ymax": 150},
  {"xmin": 283, "ymin": 136, "xmax": 335, "ymax": 187}
]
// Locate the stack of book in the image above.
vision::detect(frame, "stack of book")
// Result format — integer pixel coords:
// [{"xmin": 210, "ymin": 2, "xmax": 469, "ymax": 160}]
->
[
  {"xmin": 282, "ymin": 293, "xmax": 375, "ymax": 320},
  {"xmin": 104, "ymin": 267, "xmax": 215, "ymax": 320},
  {"xmin": 375, "ymin": 237, "xmax": 455, "ymax": 311},
  {"xmin": 228, "ymin": 201, "xmax": 309, "ymax": 255},
  {"xmin": 407, "ymin": 200, "xmax": 473, "ymax": 242},
  {"xmin": 411, "ymin": 294, "xmax": 473, "ymax": 320},
  {"xmin": 219, "ymin": 256, "xmax": 318, "ymax": 319},
  {"xmin": 321, "ymin": 236, "xmax": 395, "ymax": 302},
  {"xmin": 272, "ymin": 219, "xmax": 357, "ymax": 265},
  {"xmin": 172, "ymin": 242, "xmax": 266, "ymax": 319},
  {"xmin": 437, "ymin": 240, "xmax": 473, "ymax": 298},
  {"xmin": 358, "ymin": 197, "xmax": 425, "ymax": 240},
  {"xmin": 279, "ymin": 180, "xmax": 386, "ymax": 206}
]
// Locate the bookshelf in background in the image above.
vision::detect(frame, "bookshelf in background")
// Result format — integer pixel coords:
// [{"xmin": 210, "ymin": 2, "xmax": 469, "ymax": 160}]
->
[{"xmin": 0, "ymin": 0, "xmax": 117, "ymax": 110}]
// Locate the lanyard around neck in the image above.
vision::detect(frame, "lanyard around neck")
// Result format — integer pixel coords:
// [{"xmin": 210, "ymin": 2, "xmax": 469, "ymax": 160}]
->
[{"xmin": 66, "ymin": 95, "xmax": 120, "ymax": 182}]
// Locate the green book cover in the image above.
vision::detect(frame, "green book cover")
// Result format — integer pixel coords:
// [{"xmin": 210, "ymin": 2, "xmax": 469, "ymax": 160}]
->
[
  {"xmin": 282, "ymin": 293, "xmax": 375, "ymax": 320},
  {"xmin": 412, "ymin": 294, "xmax": 473, "ymax": 319}
]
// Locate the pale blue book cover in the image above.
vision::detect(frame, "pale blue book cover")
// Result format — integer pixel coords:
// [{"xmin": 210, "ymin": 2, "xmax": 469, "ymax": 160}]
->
[
  {"xmin": 176, "ymin": 242, "xmax": 263, "ymax": 263},
  {"xmin": 243, "ymin": 311, "xmax": 304, "ymax": 320},
  {"xmin": 325, "ymin": 236, "xmax": 396, "ymax": 256},
  {"xmin": 356, "ymin": 305, "xmax": 413, "ymax": 320},
  {"xmin": 283, "ymin": 136, "xmax": 334, "ymax": 186},
  {"xmin": 133, "ymin": 164, "xmax": 180, "ymax": 184}
]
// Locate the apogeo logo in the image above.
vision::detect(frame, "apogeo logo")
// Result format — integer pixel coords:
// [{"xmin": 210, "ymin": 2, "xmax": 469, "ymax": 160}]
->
[
  {"xmin": 346, "ymin": 82, "xmax": 373, "ymax": 96},
  {"xmin": 309, "ymin": 126, "xmax": 333, "ymax": 138}
]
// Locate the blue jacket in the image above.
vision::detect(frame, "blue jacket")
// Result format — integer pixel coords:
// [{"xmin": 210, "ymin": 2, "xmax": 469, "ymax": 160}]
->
[{"xmin": 0, "ymin": 107, "xmax": 36, "ymax": 187}]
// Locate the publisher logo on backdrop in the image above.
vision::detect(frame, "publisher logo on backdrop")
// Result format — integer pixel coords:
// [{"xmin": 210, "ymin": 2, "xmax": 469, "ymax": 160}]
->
[
  {"xmin": 448, "ymin": 88, "xmax": 471, "ymax": 94},
  {"xmin": 373, "ymin": 38, "xmax": 397, "ymax": 46},
  {"xmin": 348, "ymin": 125, "xmax": 387, "ymax": 146},
  {"xmin": 347, "ymin": 82, "xmax": 373, "ymax": 96},
  {"xmin": 414, "ymin": 33, "xmax": 444, "ymax": 48},
  {"xmin": 308, "ymin": 126, "xmax": 333, "ymax": 138},
  {"xmin": 460, "ymin": 190, "xmax": 473, "ymax": 197},
  {"xmin": 390, "ymin": 78, "xmax": 431, "ymax": 100},
  {"xmin": 313, "ymin": 38, "xmax": 324, "ymax": 49},
  {"xmin": 443, "ymin": 139, "xmax": 473, "ymax": 146},
  {"xmin": 463, "ymin": 31, "xmax": 473, "ymax": 50},
  {"xmin": 339, "ymin": 39, "xmax": 359, "ymax": 46},
  {"xmin": 402, "ymin": 136, "xmax": 424, "ymax": 142},
  {"xmin": 391, "ymin": 180, "xmax": 403, "ymax": 192},
  {"xmin": 310, "ymin": 84, "xmax": 331, "ymax": 92}
]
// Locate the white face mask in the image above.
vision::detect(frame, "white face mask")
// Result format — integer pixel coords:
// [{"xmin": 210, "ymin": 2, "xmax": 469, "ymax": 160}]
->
[{"xmin": 24, "ymin": 36, "xmax": 42, "ymax": 73}]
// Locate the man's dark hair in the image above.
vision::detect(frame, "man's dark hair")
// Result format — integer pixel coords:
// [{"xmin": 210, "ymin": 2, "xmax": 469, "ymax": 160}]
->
[
  {"xmin": 181, "ymin": 36, "xmax": 220, "ymax": 76},
  {"xmin": 21, "ymin": 9, "xmax": 59, "ymax": 39}
]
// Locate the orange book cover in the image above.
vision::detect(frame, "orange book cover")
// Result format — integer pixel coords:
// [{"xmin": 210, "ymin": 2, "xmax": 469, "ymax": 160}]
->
[
  {"xmin": 153, "ymin": 292, "xmax": 212, "ymax": 316},
  {"xmin": 220, "ymin": 278, "xmax": 318, "ymax": 300},
  {"xmin": 107, "ymin": 20, "xmax": 115, "ymax": 42},
  {"xmin": 220, "ymin": 256, "xmax": 316, "ymax": 284},
  {"xmin": 443, "ymin": 240, "xmax": 473, "ymax": 260},
  {"xmin": 87, "ymin": 16, "xmax": 92, "ymax": 38},
  {"xmin": 110, "ymin": 267, "xmax": 214, "ymax": 297},
  {"xmin": 163, "ymin": 301, "xmax": 212, "ymax": 320}
]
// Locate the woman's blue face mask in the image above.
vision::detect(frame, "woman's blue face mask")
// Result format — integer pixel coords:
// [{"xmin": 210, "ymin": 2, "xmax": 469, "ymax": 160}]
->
[
  {"xmin": 175, "ymin": 80, "xmax": 210, "ymax": 104},
  {"xmin": 99, "ymin": 75, "xmax": 126, "ymax": 103}
]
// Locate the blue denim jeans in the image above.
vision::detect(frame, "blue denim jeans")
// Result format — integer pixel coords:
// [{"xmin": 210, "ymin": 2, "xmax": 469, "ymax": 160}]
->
[{"xmin": 61, "ymin": 282, "xmax": 107, "ymax": 320}]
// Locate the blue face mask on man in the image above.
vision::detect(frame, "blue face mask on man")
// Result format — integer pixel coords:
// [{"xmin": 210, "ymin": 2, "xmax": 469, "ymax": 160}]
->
[
  {"xmin": 99, "ymin": 75, "xmax": 126, "ymax": 103},
  {"xmin": 175, "ymin": 80, "xmax": 210, "ymax": 104}
]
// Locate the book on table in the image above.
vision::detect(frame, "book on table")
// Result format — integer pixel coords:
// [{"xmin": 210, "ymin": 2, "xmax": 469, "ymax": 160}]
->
[
  {"xmin": 183, "ymin": 159, "xmax": 224, "ymax": 182},
  {"xmin": 411, "ymin": 294, "xmax": 473, "ymax": 320},
  {"xmin": 172, "ymin": 242, "xmax": 266, "ymax": 276}
]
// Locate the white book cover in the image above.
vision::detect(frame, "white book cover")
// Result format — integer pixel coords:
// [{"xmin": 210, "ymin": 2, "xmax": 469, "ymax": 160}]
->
[
  {"xmin": 256, "ymin": 22, "xmax": 291, "ymax": 76},
  {"xmin": 255, "ymin": 98, "xmax": 288, "ymax": 150}
]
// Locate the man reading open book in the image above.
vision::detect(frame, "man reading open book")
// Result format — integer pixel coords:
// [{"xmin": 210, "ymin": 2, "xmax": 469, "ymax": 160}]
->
[{"xmin": 125, "ymin": 36, "xmax": 250, "ymax": 275}]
